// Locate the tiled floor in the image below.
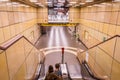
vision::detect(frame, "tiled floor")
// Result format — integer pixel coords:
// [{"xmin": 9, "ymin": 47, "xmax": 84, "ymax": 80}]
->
[{"xmin": 35, "ymin": 26, "xmax": 86, "ymax": 50}]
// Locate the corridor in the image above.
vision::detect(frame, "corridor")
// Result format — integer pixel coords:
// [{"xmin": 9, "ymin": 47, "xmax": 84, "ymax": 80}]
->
[
  {"xmin": 36, "ymin": 26, "xmax": 86, "ymax": 50},
  {"xmin": 35, "ymin": 26, "xmax": 86, "ymax": 80}
]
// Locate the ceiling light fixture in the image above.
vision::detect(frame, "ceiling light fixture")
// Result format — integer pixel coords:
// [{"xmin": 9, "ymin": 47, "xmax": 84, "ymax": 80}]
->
[
  {"xmin": 87, "ymin": 6, "xmax": 92, "ymax": 7},
  {"xmin": 79, "ymin": 3, "xmax": 85, "ymax": 5},
  {"xmin": 70, "ymin": 2, "xmax": 77, "ymax": 4},
  {"xmin": 113, "ymin": 0, "xmax": 120, "ymax": 2},
  {"xmin": 30, "ymin": 0, "xmax": 38, "ymax": 2},
  {"xmin": 0, "ymin": 0, "xmax": 9, "ymax": 2},
  {"xmin": 85, "ymin": 0, "xmax": 93, "ymax": 2},
  {"xmin": 45, "ymin": 2, "xmax": 52, "ymax": 4}
]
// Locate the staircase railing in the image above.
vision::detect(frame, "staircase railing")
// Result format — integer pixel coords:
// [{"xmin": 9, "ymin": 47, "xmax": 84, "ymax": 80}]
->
[
  {"xmin": 77, "ymin": 35, "xmax": 120, "ymax": 80},
  {"xmin": 0, "ymin": 35, "xmax": 44, "ymax": 80}
]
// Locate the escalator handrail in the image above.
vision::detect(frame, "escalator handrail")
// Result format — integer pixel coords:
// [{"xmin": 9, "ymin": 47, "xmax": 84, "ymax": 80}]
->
[
  {"xmin": 80, "ymin": 35, "xmax": 120, "ymax": 54},
  {"xmin": 83, "ymin": 61, "xmax": 101, "ymax": 80},
  {"xmin": 65, "ymin": 63, "xmax": 72, "ymax": 80},
  {"xmin": 77, "ymin": 58, "xmax": 104, "ymax": 80},
  {"xmin": 0, "ymin": 35, "xmax": 39, "ymax": 50}
]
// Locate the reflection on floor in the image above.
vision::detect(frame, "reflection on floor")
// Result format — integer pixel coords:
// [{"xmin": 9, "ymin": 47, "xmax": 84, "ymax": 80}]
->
[{"xmin": 35, "ymin": 26, "xmax": 86, "ymax": 50}]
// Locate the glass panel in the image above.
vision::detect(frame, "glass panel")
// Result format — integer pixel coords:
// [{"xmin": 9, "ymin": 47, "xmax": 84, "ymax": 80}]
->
[
  {"xmin": 95, "ymin": 47, "xmax": 113, "ymax": 76},
  {"xmin": 98, "ymin": 38, "xmax": 116, "ymax": 57},
  {"xmin": 114, "ymin": 37, "xmax": 120, "ymax": 63},
  {"xmin": 6, "ymin": 38, "xmax": 25, "ymax": 80},
  {"xmin": 13, "ymin": 63, "xmax": 26, "ymax": 80},
  {"xmin": 0, "ymin": 51, "xmax": 9, "ymax": 80},
  {"xmin": 111, "ymin": 60, "xmax": 120, "ymax": 80},
  {"xmin": 78, "ymin": 36, "xmax": 120, "ymax": 79},
  {"xmin": 0, "ymin": 37, "xmax": 42, "ymax": 80}
]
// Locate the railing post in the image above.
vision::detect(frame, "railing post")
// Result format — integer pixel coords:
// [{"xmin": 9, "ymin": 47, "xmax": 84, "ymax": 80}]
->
[{"xmin": 61, "ymin": 48, "xmax": 64, "ymax": 64}]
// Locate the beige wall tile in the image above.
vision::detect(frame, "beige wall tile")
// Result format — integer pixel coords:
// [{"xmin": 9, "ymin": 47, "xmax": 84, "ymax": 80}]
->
[
  {"xmin": 114, "ymin": 38, "xmax": 120, "ymax": 63},
  {"xmin": 6, "ymin": 3, "xmax": 13, "ymax": 11},
  {"xmin": 117, "ymin": 12, "xmax": 120, "ymax": 25},
  {"xmin": 3, "ymin": 26, "xmax": 11, "ymax": 41},
  {"xmin": 108, "ymin": 25, "xmax": 116, "ymax": 36},
  {"xmin": 104, "ymin": 12, "xmax": 111, "ymax": 23},
  {"xmin": 94, "ymin": 63, "xmax": 108, "ymax": 78},
  {"xmin": 96, "ymin": 47, "xmax": 113, "ymax": 76},
  {"xmin": 0, "ymin": 3, "xmax": 7, "ymax": 11},
  {"xmin": 10, "ymin": 25, "xmax": 16, "ymax": 37},
  {"xmin": 99, "ymin": 38, "xmax": 116, "ymax": 57},
  {"xmin": 6, "ymin": 39, "xmax": 25, "ymax": 80},
  {"xmin": 0, "ymin": 14, "xmax": 2, "ymax": 27},
  {"xmin": 15, "ymin": 24, "xmax": 20, "ymax": 35},
  {"xmin": 14, "ymin": 12, "xmax": 19, "ymax": 23},
  {"xmin": 0, "ymin": 12, "xmax": 9, "ymax": 27},
  {"xmin": 112, "ymin": 2, "xmax": 120, "ymax": 11},
  {"xmin": 116, "ymin": 26, "xmax": 120, "ymax": 35},
  {"xmin": 103, "ymin": 23, "xmax": 109, "ymax": 34},
  {"xmin": 8, "ymin": 12, "xmax": 15, "ymax": 25},
  {"xmin": 111, "ymin": 60, "xmax": 120, "ymax": 80},
  {"xmin": 0, "ymin": 52, "xmax": 9, "ymax": 80},
  {"xmin": 109, "ymin": 12, "xmax": 118, "ymax": 24},
  {"xmin": 0, "ymin": 28, "xmax": 4, "ymax": 44},
  {"xmin": 13, "ymin": 63, "xmax": 26, "ymax": 80},
  {"xmin": 25, "ymin": 49, "xmax": 36, "ymax": 79}
]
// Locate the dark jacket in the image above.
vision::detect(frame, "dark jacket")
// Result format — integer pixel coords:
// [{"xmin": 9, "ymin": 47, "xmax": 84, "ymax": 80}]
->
[{"xmin": 45, "ymin": 72, "xmax": 61, "ymax": 80}]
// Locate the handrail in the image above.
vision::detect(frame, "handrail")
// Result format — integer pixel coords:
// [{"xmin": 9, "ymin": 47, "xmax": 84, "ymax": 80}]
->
[
  {"xmin": 65, "ymin": 63, "xmax": 72, "ymax": 80},
  {"xmin": 0, "ymin": 35, "xmax": 38, "ymax": 50},
  {"xmin": 80, "ymin": 35, "xmax": 120, "ymax": 53}
]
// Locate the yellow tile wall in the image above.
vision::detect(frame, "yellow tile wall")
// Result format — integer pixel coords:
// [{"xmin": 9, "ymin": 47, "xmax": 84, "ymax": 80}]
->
[
  {"xmin": 78, "ymin": 2, "xmax": 120, "ymax": 79},
  {"xmin": 78, "ymin": 1, "xmax": 120, "ymax": 48},
  {"xmin": 69, "ymin": 7, "xmax": 80, "ymax": 23},
  {"xmin": 37, "ymin": 7, "xmax": 48, "ymax": 23},
  {"xmin": 0, "ymin": 1, "xmax": 42, "ymax": 80},
  {"xmin": 0, "ymin": 51, "xmax": 9, "ymax": 80},
  {"xmin": 0, "ymin": 37, "xmax": 40, "ymax": 80},
  {"xmin": 0, "ymin": 2, "xmax": 41, "ymax": 45}
]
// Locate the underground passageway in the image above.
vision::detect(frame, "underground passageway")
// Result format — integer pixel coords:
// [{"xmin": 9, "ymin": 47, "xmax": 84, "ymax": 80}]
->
[
  {"xmin": 35, "ymin": 26, "xmax": 89, "ymax": 80},
  {"xmin": 36, "ymin": 26, "xmax": 86, "ymax": 50}
]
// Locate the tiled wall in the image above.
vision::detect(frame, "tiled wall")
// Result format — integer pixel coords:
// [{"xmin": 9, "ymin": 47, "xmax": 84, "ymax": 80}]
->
[
  {"xmin": 69, "ymin": 7, "xmax": 80, "ymax": 23},
  {"xmin": 37, "ymin": 7, "xmax": 48, "ymax": 23},
  {"xmin": 78, "ymin": 2, "xmax": 120, "ymax": 48},
  {"xmin": 0, "ymin": 2, "xmax": 42, "ymax": 80},
  {"xmin": 0, "ymin": 2, "xmax": 41, "ymax": 45},
  {"xmin": 0, "ymin": 38, "xmax": 42, "ymax": 80},
  {"xmin": 78, "ymin": 36, "xmax": 120, "ymax": 80}
]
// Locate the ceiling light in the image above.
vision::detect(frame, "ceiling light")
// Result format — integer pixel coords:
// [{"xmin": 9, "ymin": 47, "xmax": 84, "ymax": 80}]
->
[
  {"xmin": 113, "ymin": 0, "xmax": 120, "ymax": 2},
  {"xmin": 30, "ymin": 0, "xmax": 37, "ymax": 2},
  {"xmin": 87, "ymin": 6, "xmax": 92, "ymax": 7},
  {"xmin": 93, "ymin": 4, "xmax": 104, "ymax": 7},
  {"xmin": 6, "ymin": 2, "xmax": 12, "ymax": 5},
  {"xmin": 86, "ymin": 0, "xmax": 93, "ymax": 2},
  {"xmin": 0, "ymin": 0, "xmax": 9, "ymax": 1},
  {"xmin": 35, "ymin": 2, "xmax": 41, "ymax": 5},
  {"xmin": 70, "ymin": 2, "xmax": 77, "ymax": 4},
  {"xmin": 45, "ymin": 2, "xmax": 52, "ymax": 4},
  {"xmin": 38, "ymin": 4, "xmax": 44, "ymax": 7},
  {"xmin": 101, "ymin": 3, "xmax": 112, "ymax": 6},
  {"xmin": 12, "ymin": 2, "xmax": 19, "ymax": 5},
  {"xmin": 79, "ymin": 3, "xmax": 85, "ymax": 5}
]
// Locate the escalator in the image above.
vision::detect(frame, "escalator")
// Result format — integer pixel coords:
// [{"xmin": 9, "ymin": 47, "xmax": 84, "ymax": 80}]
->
[{"xmin": 36, "ymin": 62, "xmax": 98, "ymax": 80}]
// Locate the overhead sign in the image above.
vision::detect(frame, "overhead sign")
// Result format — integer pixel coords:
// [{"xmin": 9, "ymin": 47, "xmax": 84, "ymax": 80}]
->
[{"xmin": 40, "ymin": 23, "xmax": 77, "ymax": 27}]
